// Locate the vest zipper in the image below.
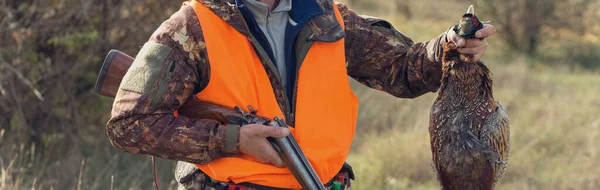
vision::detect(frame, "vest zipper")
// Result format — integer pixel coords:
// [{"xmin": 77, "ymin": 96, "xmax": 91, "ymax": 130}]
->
[
  {"xmin": 151, "ymin": 60, "xmax": 177, "ymax": 108},
  {"xmin": 235, "ymin": 7, "xmax": 293, "ymax": 123}
]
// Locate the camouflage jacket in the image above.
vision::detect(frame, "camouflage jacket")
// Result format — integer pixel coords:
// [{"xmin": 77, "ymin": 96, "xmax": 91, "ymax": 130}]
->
[{"xmin": 107, "ymin": 0, "xmax": 447, "ymax": 170}]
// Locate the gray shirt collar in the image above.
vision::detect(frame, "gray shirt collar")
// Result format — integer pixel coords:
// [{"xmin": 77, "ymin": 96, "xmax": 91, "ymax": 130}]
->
[{"xmin": 241, "ymin": 0, "xmax": 292, "ymax": 17}]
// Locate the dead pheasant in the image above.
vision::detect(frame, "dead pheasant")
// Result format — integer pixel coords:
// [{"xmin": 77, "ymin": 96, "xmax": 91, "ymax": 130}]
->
[{"xmin": 429, "ymin": 5, "xmax": 510, "ymax": 190}]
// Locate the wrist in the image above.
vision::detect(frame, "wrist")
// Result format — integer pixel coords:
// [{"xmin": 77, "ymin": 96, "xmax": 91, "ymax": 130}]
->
[{"xmin": 219, "ymin": 124, "xmax": 241, "ymax": 155}]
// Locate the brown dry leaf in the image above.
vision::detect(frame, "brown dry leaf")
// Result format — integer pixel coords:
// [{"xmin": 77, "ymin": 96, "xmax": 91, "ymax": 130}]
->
[
  {"xmin": 12, "ymin": 31, "xmax": 22, "ymax": 51},
  {"xmin": 184, "ymin": 37, "xmax": 205, "ymax": 62}
]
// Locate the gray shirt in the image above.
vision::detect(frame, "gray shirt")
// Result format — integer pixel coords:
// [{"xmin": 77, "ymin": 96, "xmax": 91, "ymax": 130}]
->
[{"xmin": 241, "ymin": 0, "xmax": 292, "ymax": 92}]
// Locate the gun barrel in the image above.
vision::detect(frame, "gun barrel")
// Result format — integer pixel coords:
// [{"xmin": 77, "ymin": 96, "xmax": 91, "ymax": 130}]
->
[{"xmin": 268, "ymin": 118, "xmax": 326, "ymax": 190}]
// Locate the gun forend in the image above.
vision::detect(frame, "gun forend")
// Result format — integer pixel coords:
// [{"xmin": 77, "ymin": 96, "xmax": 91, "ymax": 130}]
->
[{"xmin": 268, "ymin": 117, "xmax": 326, "ymax": 190}]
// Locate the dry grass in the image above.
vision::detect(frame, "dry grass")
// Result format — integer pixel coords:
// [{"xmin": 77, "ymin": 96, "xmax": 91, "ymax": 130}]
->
[
  {"xmin": 2, "ymin": 1, "xmax": 599, "ymax": 189},
  {"xmin": 0, "ymin": 131, "xmax": 179, "ymax": 190}
]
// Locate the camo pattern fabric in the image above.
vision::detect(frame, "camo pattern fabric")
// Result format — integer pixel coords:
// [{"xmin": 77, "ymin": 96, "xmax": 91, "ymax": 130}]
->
[
  {"xmin": 176, "ymin": 161, "xmax": 223, "ymax": 190},
  {"xmin": 107, "ymin": 0, "xmax": 447, "ymax": 187}
]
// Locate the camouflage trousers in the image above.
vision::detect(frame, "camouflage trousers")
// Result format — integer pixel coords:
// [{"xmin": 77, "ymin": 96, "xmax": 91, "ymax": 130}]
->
[{"xmin": 176, "ymin": 161, "xmax": 222, "ymax": 190}]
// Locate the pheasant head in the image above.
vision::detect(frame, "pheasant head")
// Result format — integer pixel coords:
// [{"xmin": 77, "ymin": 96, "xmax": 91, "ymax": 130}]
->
[{"xmin": 453, "ymin": 5, "xmax": 484, "ymax": 38}]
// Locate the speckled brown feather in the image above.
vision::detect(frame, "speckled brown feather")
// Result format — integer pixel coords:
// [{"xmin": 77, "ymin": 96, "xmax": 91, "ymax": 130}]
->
[{"xmin": 429, "ymin": 42, "xmax": 510, "ymax": 190}]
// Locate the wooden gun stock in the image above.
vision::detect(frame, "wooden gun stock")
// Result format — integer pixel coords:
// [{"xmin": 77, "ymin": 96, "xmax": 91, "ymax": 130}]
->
[{"xmin": 95, "ymin": 50, "xmax": 134, "ymax": 98}]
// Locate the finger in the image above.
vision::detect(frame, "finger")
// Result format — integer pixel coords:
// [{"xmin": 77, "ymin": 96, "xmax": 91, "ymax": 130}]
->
[
  {"xmin": 264, "ymin": 145, "xmax": 285, "ymax": 168},
  {"xmin": 253, "ymin": 140, "xmax": 277, "ymax": 164},
  {"xmin": 255, "ymin": 153, "xmax": 270, "ymax": 164},
  {"xmin": 457, "ymin": 45, "xmax": 487, "ymax": 55},
  {"xmin": 475, "ymin": 24, "xmax": 497, "ymax": 38},
  {"xmin": 462, "ymin": 38, "xmax": 486, "ymax": 48},
  {"xmin": 447, "ymin": 28, "xmax": 458, "ymax": 42},
  {"xmin": 265, "ymin": 126, "xmax": 290, "ymax": 138},
  {"xmin": 459, "ymin": 39, "xmax": 488, "ymax": 53},
  {"xmin": 447, "ymin": 28, "xmax": 466, "ymax": 47},
  {"xmin": 455, "ymin": 37, "xmax": 466, "ymax": 48}
]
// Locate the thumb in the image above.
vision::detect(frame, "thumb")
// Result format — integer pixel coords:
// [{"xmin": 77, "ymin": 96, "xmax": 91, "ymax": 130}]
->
[
  {"xmin": 265, "ymin": 127, "xmax": 290, "ymax": 138},
  {"xmin": 456, "ymin": 38, "xmax": 466, "ymax": 48}
]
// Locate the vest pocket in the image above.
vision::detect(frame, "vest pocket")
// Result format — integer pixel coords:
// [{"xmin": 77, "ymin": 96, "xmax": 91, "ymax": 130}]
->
[{"xmin": 151, "ymin": 60, "xmax": 177, "ymax": 108}]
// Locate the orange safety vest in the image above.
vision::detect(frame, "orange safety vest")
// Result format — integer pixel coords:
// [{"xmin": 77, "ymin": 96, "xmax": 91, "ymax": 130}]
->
[{"xmin": 186, "ymin": 1, "xmax": 358, "ymax": 188}]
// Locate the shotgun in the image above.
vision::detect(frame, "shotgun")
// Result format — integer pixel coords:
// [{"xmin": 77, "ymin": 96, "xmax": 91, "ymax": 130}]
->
[
  {"xmin": 95, "ymin": 50, "xmax": 134, "ymax": 98},
  {"xmin": 95, "ymin": 50, "xmax": 327, "ymax": 190}
]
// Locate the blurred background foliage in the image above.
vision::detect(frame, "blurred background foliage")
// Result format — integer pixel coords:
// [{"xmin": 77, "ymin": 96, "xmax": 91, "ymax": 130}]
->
[{"xmin": 0, "ymin": 0, "xmax": 599, "ymax": 189}]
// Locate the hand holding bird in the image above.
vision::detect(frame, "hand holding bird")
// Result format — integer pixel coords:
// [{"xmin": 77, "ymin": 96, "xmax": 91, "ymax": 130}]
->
[{"xmin": 445, "ymin": 5, "xmax": 497, "ymax": 63}]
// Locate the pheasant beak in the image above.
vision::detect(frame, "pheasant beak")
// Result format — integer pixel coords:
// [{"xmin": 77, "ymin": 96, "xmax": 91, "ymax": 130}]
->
[{"xmin": 466, "ymin": 5, "xmax": 474, "ymax": 15}]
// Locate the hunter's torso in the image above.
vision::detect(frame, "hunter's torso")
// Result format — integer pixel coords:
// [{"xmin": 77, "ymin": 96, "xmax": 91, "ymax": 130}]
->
[{"xmin": 186, "ymin": 0, "xmax": 357, "ymax": 188}]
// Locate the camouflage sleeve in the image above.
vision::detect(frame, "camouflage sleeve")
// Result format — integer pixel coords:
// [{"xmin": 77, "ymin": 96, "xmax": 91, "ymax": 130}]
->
[
  {"xmin": 337, "ymin": 3, "xmax": 448, "ymax": 98},
  {"xmin": 106, "ymin": 5, "xmax": 240, "ymax": 165}
]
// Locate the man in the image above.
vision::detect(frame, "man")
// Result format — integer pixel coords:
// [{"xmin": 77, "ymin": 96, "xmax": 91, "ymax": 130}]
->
[{"xmin": 106, "ymin": 0, "xmax": 496, "ymax": 189}]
